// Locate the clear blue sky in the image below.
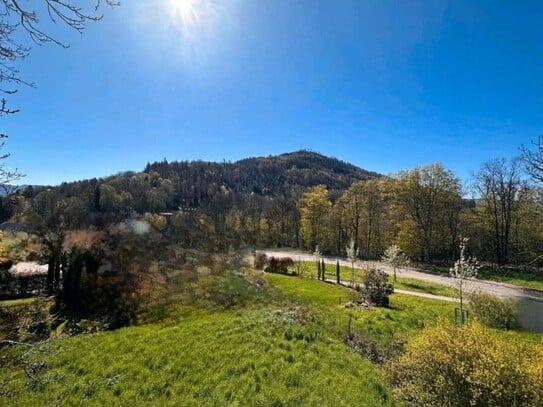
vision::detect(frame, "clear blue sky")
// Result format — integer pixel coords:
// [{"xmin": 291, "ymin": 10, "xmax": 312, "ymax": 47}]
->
[{"xmin": 3, "ymin": 0, "xmax": 542, "ymax": 185}]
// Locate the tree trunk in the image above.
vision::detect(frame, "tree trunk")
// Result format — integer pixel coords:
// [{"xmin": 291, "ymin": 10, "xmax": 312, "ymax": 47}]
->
[
  {"xmin": 53, "ymin": 257, "xmax": 61, "ymax": 293},
  {"xmin": 46, "ymin": 257, "xmax": 54, "ymax": 294}
]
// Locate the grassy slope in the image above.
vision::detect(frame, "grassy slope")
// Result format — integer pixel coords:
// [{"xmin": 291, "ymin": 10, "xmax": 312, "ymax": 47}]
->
[
  {"xmin": 2, "ymin": 310, "xmax": 394, "ymax": 406},
  {"xmin": 2, "ymin": 273, "xmax": 537, "ymax": 406},
  {"xmin": 267, "ymin": 274, "xmax": 456, "ymax": 343},
  {"xmin": 394, "ymin": 278, "xmax": 457, "ymax": 298},
  {"xmin": 1, "ymin": 277, "xmax": 397, "ymax": 407}
]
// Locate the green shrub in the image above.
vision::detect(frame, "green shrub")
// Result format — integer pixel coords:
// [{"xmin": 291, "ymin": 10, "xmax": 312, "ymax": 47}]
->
[
  {"xmin": 469, "ymin": 292, "xmax": 519, "ymax": 330},
  {"xmin": 363, "ymin": 268, "xmax": 394, "ymax": 307},
  {"xmin": 387, "ymin": 321, "xmax": 543, "ymax": 407}
]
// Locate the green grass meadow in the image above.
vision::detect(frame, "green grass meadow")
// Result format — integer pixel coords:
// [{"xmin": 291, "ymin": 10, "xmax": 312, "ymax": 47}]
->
[
  {"xmin": 266, "ymin": 274, "xmax": 456, "ymax": 343},
  {"xmin": 477, "ymin": 268, "xmax": 543, "ymax": 291},
  {"xmin": 290, "ymin": 260, "xmax": 458, "ymax": 298},
  {"xmin": 1, "ymin": 307, "xmax": 397, "ymax": 406},
  {"xmin": 1, "ymin": 270, "xmax": 538, "ymax": 406},
  {"xmin": 1, "ymin": 274, "xmax": 400, "ymax": 406}
]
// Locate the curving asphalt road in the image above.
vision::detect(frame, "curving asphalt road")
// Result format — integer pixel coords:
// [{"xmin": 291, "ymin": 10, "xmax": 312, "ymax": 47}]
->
[{"xmin": 260, "ymin": 249, "xmax": 543, "ymax": 302}]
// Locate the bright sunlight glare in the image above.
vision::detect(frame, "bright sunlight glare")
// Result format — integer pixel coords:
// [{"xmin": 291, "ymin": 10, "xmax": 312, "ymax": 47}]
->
[
  {"xmin": 128, "ymin": 0, "xmax": 236, "ymax": 69},
  {"xmin": 168, "ymin": 0, "xmax": 217, "ymax": 36}
]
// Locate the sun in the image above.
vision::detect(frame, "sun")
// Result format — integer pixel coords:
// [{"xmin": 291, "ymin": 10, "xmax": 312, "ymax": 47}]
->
[
  {"xmin": 169, "ymin": 0, "xmax": 204, "ymax": 30},
  {"xmin": 156, "ymin": 0, "xmax": 230, "ymax": 65},
  {"xmin": 171, "ymin": 0, "xmax": 197, "ymax": 17},
  {"xmin": 171, "ymin": 0, "xmax": 197, "ymax": 11}
]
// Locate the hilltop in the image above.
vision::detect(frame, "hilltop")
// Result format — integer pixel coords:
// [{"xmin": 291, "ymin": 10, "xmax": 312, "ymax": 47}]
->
[{"xmin": 142, "ymin": 150, "xmax": 380, "ymax": 198}]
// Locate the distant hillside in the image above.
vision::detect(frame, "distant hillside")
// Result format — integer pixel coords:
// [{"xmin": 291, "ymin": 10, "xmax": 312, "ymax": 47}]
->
[
  {"xmin": 235, "ymin": 150, "xmax": 380, "ymax": 191},
  {"xmin": 144, "ymin": 150, "xmax": 381, "ymax": 198},
  {"xmin": 5, "ymin": 151, "xmax": 380, "ymax": 249}
]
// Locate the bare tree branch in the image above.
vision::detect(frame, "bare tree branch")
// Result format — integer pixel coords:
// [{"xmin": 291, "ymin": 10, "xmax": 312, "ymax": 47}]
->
[
  {"xmin": 0, "ymin": 0, "xmax": 119, "ymax": 186},
  {"xmin": 0, "ymin": 0, "xmax": 119, "ymax": 93},
  {"xmin": 521, "ymin": 136, "xmax": 543, "ymax": 185}
]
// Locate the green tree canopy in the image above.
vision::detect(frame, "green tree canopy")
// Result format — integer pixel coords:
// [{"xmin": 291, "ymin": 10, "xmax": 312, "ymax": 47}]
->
[{"xmin": 298, "ymin": 185, "xmax": 331, "ymax": 250}]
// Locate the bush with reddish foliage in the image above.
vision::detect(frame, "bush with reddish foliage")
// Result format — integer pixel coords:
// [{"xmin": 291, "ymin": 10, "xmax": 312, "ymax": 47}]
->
[{"xmin": 264, "ymin": 256, "xmax": 293, "ymax": 274}]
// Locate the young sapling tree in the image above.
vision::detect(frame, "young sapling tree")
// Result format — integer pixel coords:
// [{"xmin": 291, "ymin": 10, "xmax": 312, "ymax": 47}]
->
[
  {"xmin": 381, "ymin": 244, "xmax": 409, "ymax": 282},
  {"xmin": 314, "ymin": 245, "xmax": 321, "ymax": 280},
  {"xmin": 346, "ymin": 238, "xmax": 358, "ymax": 287},
  {"xmin": 450, "ymin": 237, "xmax": 480, "ymax": 318}
]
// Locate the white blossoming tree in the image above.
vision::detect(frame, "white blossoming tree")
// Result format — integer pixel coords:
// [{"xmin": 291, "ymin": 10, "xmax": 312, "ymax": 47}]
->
[
  {"xmin": 450, "ymin": 237, "xmax": 480, "ymax": 317},
  {"xmin": 314, "ymin": 245, "xmax": 322, "ymax": 280},
  {"xmin": 382, "ymin": 244, "xmax": 409, "ymax": 282},
  {"xmin": 346, "ymin": 238, "xmax": 358, "ymax": 287}
]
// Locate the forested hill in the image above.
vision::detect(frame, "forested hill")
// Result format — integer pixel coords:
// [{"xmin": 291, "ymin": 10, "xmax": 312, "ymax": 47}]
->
[
  {"xmin": 6, "ymin": 152, "xmax": 541, "ymax": 264},
  {"xmin": 3, "ymin": 151, "xmax": 380, "ymax": 250},
  {"xmin": 144, "ymin": 150, "xmax": 380, "ymax": 197}
]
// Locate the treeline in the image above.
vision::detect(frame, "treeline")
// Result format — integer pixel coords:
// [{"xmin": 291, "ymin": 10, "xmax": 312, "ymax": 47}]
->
[
  {"xmin": 3, "ymin": 150, "xmax": 543, "ymax": 266},
  {"xmin": 299, "ymin": 159, "xmax": 543, "ymax": 265}
]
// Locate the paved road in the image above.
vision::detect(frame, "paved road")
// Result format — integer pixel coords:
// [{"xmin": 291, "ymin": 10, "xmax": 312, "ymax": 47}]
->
[{"xmin": 261, "ymin": 249, "xmax": 543, "ymax": 302}]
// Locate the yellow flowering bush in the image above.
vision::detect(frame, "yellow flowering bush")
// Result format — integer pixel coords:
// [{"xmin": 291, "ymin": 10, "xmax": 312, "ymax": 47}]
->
[{"xmin": 387, "ymin": 321, "xmax": 543, "ymax": 407}]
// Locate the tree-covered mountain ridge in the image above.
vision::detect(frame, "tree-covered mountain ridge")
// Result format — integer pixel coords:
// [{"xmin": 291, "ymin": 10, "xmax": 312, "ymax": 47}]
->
[
  {"xmin": 4, "ymin": 151, "xmax": 380, "ymax": 249},
  {"xmin": 143, "ymin": 150, "xmax": 381, "ymax": 197},
  {"xmin": 20, "ymin": 150, "xmax": 379, "ymax": 198}
]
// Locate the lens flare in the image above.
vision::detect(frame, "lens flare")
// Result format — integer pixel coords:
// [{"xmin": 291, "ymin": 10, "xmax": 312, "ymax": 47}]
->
[
  {"xmin": 129, "ymin": 0, "xmax": 235, "ymax": 68},
  {"xmin": 170, "ymin": 0, "xmax": 201, "ymax": 30},
  {"xmin": 168, "ymin": 0, "xmax": 221, "ymax": 37}
]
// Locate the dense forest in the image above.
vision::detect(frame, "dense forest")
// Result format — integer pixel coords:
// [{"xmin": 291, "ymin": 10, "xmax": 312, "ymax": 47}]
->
[
  {"xmin": 2, "ymin": 150, "xmax": 542, "ymax": 266},
  {"xmin": 297, "ymin": 159, "xmax": 543, "ymax": 266},
  {"xmin": 0, "ymin": 151, "xmax": 378, "ymax": 250}
]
